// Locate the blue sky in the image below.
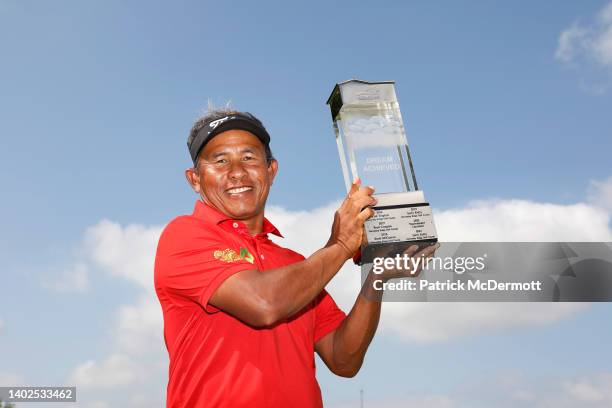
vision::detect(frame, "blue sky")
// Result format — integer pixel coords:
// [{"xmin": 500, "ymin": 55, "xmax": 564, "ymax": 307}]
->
[{"xmin": 1, "ymin": 1, "xmax": 612, "ymax": 407}]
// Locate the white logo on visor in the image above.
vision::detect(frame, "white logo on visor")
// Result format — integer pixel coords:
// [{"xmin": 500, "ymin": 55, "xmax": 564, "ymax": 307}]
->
[{"xmin": 209, "ymin": 116, "xmax": 231, "ymax": 130}]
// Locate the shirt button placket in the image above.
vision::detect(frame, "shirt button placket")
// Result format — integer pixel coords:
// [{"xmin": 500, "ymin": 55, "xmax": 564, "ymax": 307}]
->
[{"xmin": 251, "ymin": 239, "xmax": 264, "ymax": 269}]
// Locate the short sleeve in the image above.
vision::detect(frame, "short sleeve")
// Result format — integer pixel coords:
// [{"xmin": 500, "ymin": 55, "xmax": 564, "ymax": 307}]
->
[
  {"xmin": 313, "ymin": 290, "xmax": 347, "ymax": 344},
  {"xmin": 154, "ymin": 216, "xmax": 254, "ymax": 313}
]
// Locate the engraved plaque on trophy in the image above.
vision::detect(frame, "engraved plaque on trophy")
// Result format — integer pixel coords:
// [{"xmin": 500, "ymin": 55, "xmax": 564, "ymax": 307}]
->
[{"xmin": 326, "ymin": 79, "xmax": 438, "ymax": 264}]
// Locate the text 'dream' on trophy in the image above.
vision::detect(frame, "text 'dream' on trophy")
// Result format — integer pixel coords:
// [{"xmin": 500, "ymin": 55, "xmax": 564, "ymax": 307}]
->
[{"xmin": 354, "ymin": 150, "xmax": 408, "ymax": 194}]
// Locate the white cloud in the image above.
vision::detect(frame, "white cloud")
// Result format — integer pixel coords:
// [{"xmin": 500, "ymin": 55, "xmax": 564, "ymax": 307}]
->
[
  {"xmin": 113, "ymin": 294, "xmax": 164, "ymax": 356},
  {"xmin": 556, "ymin": 2, "xmax": 612, "ymax": 68},
  {"xmin": 42, "ymin": 263, "xmax": 90, "ymax": 293},
  {"xmin": 380, "ymin": 302, "xmax": 587, "ymax": 343},
  {"xmin": 63, "ymin": 221, "xmax": 167, "ymax": 405},
  {"xmin": 556, "ymin": 24, "xmax": 589, "ymax": 63},
  {"xmin": 556, "ymin": 2, "xmax": 612, "ymax": 91},
  {"xmin": 329, "ymin": 372, "xmax": 612, "ymax": 408},
  {"xmin": 128, "ymin": 393, "xmax": 162, "ymax": 407},
  {"xmin": 435, "ymin": 199, "xmax": 611, "ymax": 241},
  {"xmin": 329, "ymin": 394, "xmax": 455, "ymax": 408},
  {"xmin": 84, "ymin": 220, "xmax": 162, "ymax": 289},
  {"xmin": 489, "ymin": 372, "xmax": 612, "ymax": 408},
  {"xmin": 0, "ymin": 372, "xmax": 26, "ymax": 386},
  {"xmin": 85, "ymin": 401, "xmax": 112, "ymax": 408},
  {"xmin": 563, "ymin": 374, "xmax": 612, "ymax": 404},
  {"xmin": 68, "ymin": 353, "xmax": 140, "ymax": 390},
  {"xmin": 588, "ymin": 175, "xmax": 612, "ymax": 212},
  {"xmin": 565, "ymin": 380, "xmax": 605, "ymax": 403}
]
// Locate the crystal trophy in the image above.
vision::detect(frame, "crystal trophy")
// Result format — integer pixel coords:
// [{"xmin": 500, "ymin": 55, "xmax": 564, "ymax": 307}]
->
[{"xmin": 326, "ymin": 79, "xmax": 438, "ymax": 264}]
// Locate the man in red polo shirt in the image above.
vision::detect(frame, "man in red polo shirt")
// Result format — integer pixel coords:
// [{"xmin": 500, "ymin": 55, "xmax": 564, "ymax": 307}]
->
[{"xmin": 154, "ymin": 109, "xmax": 436, "ymax": 407}]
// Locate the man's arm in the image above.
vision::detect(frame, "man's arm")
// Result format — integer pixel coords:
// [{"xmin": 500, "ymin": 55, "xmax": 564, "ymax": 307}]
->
[
  {"xmin": 315, "ymin": 244, "xmax": 439, "ymax": 377},
  {"xmin": 314, "ymin": 272, "xmax": 382, "ymax": 377},
  {"xmin": 210, "ymin": 180, "xmax": 376, "ymax": 328}
]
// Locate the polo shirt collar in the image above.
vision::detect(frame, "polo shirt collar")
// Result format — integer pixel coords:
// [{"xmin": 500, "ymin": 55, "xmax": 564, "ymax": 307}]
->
[{"xmin": 192, "ymin": 199, "xmax": 283, "ymax": 238}]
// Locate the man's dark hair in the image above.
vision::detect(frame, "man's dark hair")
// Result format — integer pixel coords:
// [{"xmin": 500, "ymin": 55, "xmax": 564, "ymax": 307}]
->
[{"xmin": 188, "ymin": 106, "xmax": 274, "ymax": 168}]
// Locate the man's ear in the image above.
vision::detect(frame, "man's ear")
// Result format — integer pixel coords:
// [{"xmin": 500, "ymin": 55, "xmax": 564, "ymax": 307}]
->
[
  {"xmin": 185, "ymin": 168, "xmax": 201, "ymax": 193},
  {"xmin": 267, "ymin": 159, "xmax": 279, "ymax": 185}
]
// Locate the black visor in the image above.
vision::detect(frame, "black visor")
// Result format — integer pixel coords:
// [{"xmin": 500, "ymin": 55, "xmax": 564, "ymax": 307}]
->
[{"xmin": 188, "ymin": 112, "xmax": 271, "ymax": 165}]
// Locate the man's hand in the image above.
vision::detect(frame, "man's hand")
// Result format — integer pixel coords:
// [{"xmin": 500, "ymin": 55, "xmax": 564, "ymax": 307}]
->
[{"xmin": 327, "ymin": 178, "xmax": 377, "ymax": 260}]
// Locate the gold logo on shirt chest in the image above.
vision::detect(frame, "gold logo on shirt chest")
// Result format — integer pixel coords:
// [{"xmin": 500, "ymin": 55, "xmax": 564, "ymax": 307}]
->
[{"xmin": 213, "ymin": 247, "xmax": 255, "ymax": 264}]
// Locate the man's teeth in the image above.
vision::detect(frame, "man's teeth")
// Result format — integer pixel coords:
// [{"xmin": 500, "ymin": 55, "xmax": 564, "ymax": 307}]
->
[{"xmin": 228, "ymin": 187, "xmax": 252, "ymax": 194}]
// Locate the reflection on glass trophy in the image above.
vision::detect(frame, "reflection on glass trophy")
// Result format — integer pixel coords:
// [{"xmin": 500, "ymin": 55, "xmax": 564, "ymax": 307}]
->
[{"xmin": 326, "ymin": 79, "xmax": 438, "ymax": 263}]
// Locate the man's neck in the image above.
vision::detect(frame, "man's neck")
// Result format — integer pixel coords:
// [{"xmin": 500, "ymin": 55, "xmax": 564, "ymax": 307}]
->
[
  {"xmin": 242, "ymin": 217, "xmax": 264, "ymax": 236},
  {"xmin": 200, "ymin": 199, "xmax": 265, "ymax": 236}
]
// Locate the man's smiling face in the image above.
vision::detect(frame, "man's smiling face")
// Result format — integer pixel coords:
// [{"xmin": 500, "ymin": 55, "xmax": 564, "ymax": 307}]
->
[{"xmin": 188, "ymin": 129, "xmax": 278, "ymax": 225}]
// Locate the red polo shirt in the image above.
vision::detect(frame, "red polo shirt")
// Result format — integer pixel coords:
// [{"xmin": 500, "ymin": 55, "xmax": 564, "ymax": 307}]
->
[{"xmin": 154, "ymin": 200, "xmax": 346, "ymax": 408}]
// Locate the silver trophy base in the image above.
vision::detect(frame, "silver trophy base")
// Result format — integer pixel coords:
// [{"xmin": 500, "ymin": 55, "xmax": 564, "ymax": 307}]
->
[{"xmin": 360, "ymin": 191, "xmax": 438, "ymax": 265}]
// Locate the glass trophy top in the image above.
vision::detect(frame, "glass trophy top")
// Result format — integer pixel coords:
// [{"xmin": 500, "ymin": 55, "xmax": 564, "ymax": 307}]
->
[{"xmin": 327, "ymin": 80, "xmax": 419, "ymax": 194}]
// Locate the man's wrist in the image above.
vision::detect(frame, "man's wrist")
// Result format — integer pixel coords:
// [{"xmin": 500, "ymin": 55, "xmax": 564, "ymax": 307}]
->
[
  {"xmin": 359, "ymin": 270, "xmax": 384, "ymax": 302},
  {"xmin": 325, "ymin": 242, "xmax": 353, "ymax": 262}
]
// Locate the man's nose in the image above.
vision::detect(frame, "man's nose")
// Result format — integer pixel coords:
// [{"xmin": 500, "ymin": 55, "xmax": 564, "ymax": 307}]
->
[{"xmin": 228, "ymin": 160, "xmax": 247, "ymax": 180}]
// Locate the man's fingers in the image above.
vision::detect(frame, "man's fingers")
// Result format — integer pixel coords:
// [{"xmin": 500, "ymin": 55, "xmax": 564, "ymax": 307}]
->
[
  {"xmin": 402, "ymin": 245, "xmax": 420, "ymax": 257},
  {"xmin": 402, "ymin": 242, "xmax": 439, "ymax": 258},
  {"xmin": 352, "ymin": 185, "xmax": 375, "ymax": 200},
  {"xmin": 348, "ymin": 177, "xmax": 361, "ymax": 197},
  {"xmin": 356, "ymin": 207, "xmax": 375, "ymax": 223},
  {"xmin": 353, "ymin": 185, "xmax": 375, "ymax": 198},
  {"xmin": 351, "ymin": 195, "xmax": 377, "ymax": 212},
  {"xmin": 340, "ymin": 182, "xmax": 375, "ymax": 212},
  {"xmin": 412, "ymin": 246, "xmax": 439, "ymax": 276},
  {"xmin": 417, "ymin": 242, "xmax": 440, "ymax": 258},
  {"xmin": 361, "ymin": 225, "xmax": 369, "ymax": 246},
  {"xmin": 339, "ymin": 178, "xmax": 363, "ymax": 210}
]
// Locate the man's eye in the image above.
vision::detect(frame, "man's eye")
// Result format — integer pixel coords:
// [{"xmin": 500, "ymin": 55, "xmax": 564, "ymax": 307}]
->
[
  {"xmin": 215, "ymin": 159, "xmax": 228, "ymax": 164},
  {"xmin": 243, "ymin": 156, "xmax": 254, "ymax": 161}
]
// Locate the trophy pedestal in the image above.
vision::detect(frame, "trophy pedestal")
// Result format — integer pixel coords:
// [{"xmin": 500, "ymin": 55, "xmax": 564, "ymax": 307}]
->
[{"xmin": 361, "ymin": 191, "xmax": 438, "ymax": 264}]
